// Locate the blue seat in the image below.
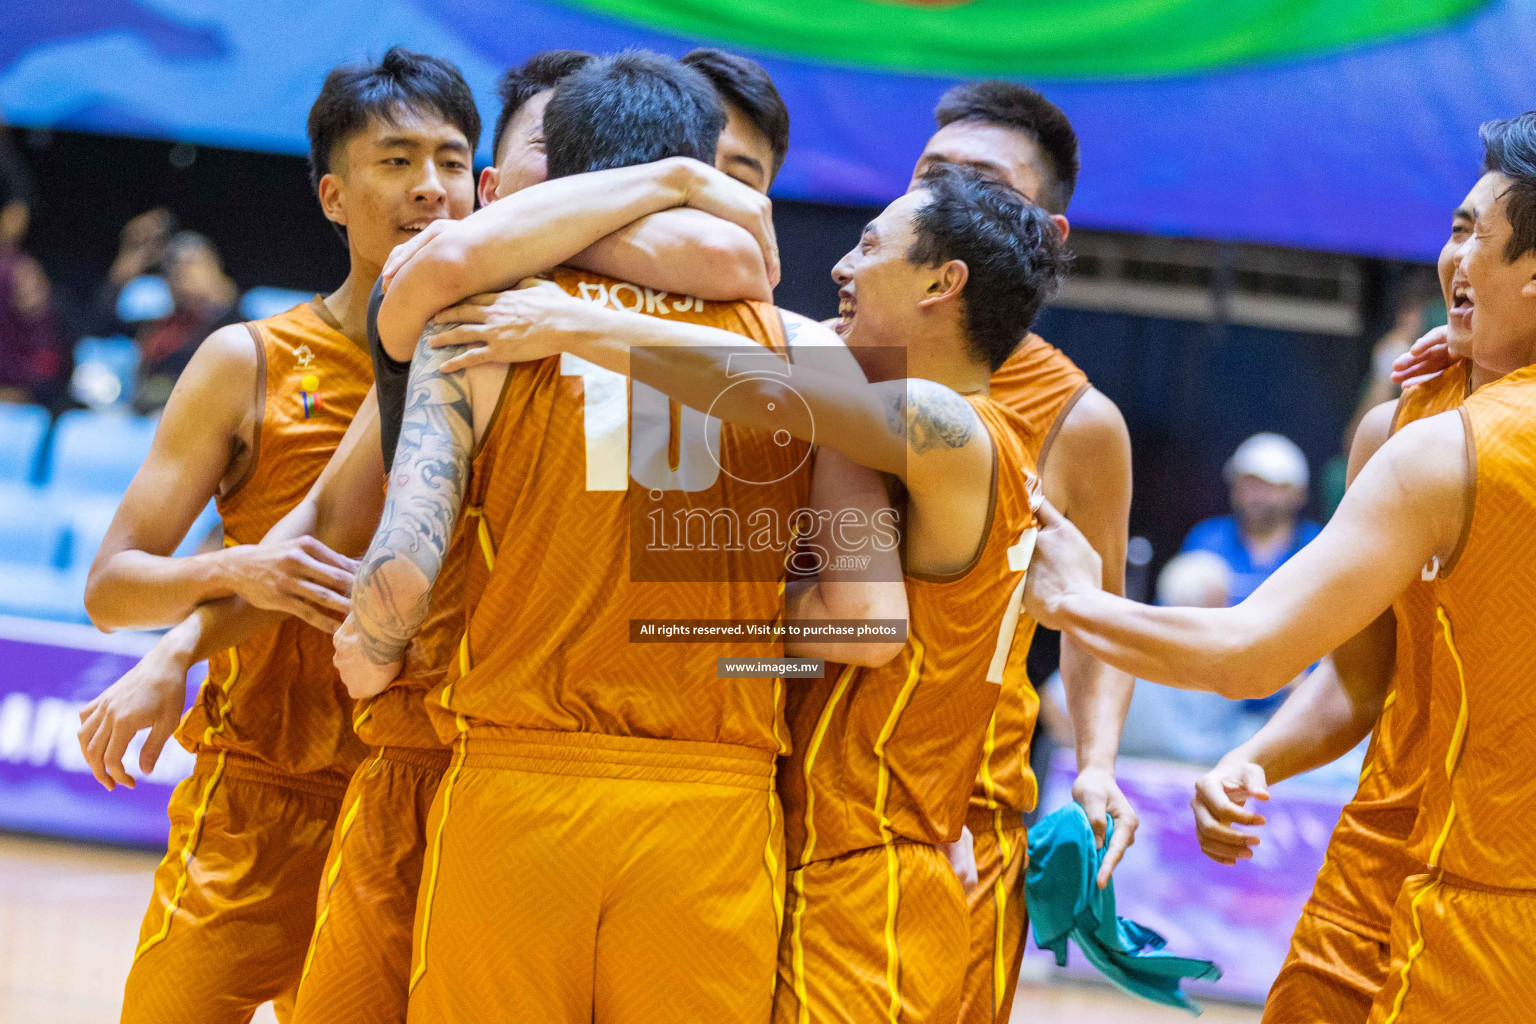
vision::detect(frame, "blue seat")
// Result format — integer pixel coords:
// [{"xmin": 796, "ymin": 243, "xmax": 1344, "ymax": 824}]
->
[
  {"xmin": 0, "ymin": 403, "xmax": 49, "ymax": 483},
  {"xmin": 241, "ymin": 287, "xmax": 311, "ymax": 322},
  {"xmin": 0, "ymin": 483, "xmax": 68, "ymax": 568},
  {"xmin": 45, "ymin": 409, "xmax": 158, "ymax": 497},
  {"xmin": 72, "ymin": 336, "xmax": 141, "ymax": 409},
  {"xmin": 116, "ymin": 275, "xmax": 171, "ymax": 323},
  {"xmin": 0, "ymin": 563, "xmax": 91, "ymax": 623}
]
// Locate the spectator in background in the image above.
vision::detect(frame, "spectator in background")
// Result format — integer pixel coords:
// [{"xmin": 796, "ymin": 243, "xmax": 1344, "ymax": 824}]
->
[
  {"xmin": 132, "ymin": 230, "xmax": 237, "ymax": 412},
  {"xmin": 92, "ymin": 207, "xmax": 177, "ymax": 336},
  {"xmin": 1118, "ymin": 551, "xmax": 1311, "ymax": 763},
  {"xmin": 1181, "ymin": 432, "xmax": 1321, "ymax": 605},
  {"xmin": 0, "ymin": 125, "xmax": 67, "ymax": 407}
]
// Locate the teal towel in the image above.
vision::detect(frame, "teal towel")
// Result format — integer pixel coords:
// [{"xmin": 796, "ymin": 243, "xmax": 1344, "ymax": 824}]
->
[{"xmin": 1025, "ymin": 803, "xmax": 1223, "ymax": 1015}]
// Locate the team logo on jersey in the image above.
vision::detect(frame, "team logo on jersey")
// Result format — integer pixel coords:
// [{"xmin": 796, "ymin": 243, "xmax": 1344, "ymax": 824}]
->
[
  {"xmin": 294, "ymin": 344, "xmax": 316, "ymax": 369},
  {"xmin": 298, "ymin": 371, "xmax": 322, "ymax": 418}
]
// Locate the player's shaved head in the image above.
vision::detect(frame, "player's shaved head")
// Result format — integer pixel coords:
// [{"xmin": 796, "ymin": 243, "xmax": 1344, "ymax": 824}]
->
[{"xmin": 543, "ymin": 50, "xmax": 725, "ymax": 178}]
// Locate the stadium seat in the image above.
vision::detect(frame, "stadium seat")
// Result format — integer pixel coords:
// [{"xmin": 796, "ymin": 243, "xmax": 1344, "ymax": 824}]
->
[
  {"xmin": 0, "ymin": 403, "xmax": 50, "ymax": 483},
  {"xmin": 44, "ymin": 410, "xmax": 158, "ymax": 497},
  {"xmin": 115, "ymin": 274, "xmax": 172, "ymax": 323},
  {"xmin": 0, "ymin": 483, "xmax": 69, "ymax": 568},
  {"xmin": 72, "ymin": 336, "xmax": 141, "ymax": 409},
  {"xmin": 240, "ymin": 286, "xmax": 311, "ymax": 321}
]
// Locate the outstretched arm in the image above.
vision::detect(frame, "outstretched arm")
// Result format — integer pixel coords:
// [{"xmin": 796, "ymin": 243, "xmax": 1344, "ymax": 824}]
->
[
  {"xmin": 337, "ymin": 327, "xmax": 478, "ymax": 697},
  {"xmin": 377, "ymin": 157, "xmax": 776, "ymax": 360},
  {"xmin": 1025, "ymin": 411, "xmax": 1468, "ymax": 700}
]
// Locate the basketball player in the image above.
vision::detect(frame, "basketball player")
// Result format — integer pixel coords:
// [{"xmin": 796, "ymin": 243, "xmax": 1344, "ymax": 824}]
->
[
  {"xmin": 81, "ymin": 49, "xmax": 801, "ymax": 1024},
  {"xmin": 422, "ymin": 162, "xmax": 1065, "ymax": 1022},
  {"xmin": 337, "ymin": 52, "xmax": 904, "ymax": 1024},
  {"xmin": 73, "ymin": 49, "xmax": 479, "ymax": 1023},
  {"xmin": 912, "ymin": 81, "xmax": 1138, "ymax": 1024},
  {"xmin": 1021, "ymin": 113, "xmax": 1536, "ymax": 1024},
  {"xmin": 1188, "ymin": 124, "xmax": 1518, "ymax": 1023}
]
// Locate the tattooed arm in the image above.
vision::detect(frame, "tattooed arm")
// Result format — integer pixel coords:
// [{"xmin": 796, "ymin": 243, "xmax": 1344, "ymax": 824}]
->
[{"xmin": 333, "ymin": 325, "xmax": 476, "ymax": 699}]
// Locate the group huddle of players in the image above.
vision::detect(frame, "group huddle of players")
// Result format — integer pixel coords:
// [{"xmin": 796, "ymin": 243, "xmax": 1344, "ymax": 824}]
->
[{"xmin": 63, "ymin": 38, "xmax": 1536, "ymax": 1024}]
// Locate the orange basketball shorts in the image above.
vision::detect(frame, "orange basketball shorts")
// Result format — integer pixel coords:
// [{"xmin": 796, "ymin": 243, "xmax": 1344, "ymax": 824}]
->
[
  {"xmin": 290, "ymin": 746, "xmax": 449, "ymax": 1024},
  {"xmin": 956, "ymin": 812, "xmax": 1029, "ymax": 1024},
  {"xmin": 1367, "ymin": 872, "xmax": 1536, "ymax": 1024},
  {"xmin": 121, "ymin": 751, "xmax": 347, "ymax": 1024},
  {"xmin": 405, "ymin": 729, "xmax": 783, "ymax": 1024},
  {"xmin": 1261, "ymin": 904, "xmax": 1390, "ymax": 1024},
  {"xmin": 774, "ymin": 840, "xmax": 969, "ymax": 1024}
]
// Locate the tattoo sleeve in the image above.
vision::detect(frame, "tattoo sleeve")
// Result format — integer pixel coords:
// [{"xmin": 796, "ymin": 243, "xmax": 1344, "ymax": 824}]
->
[
  {"xmin": 350, "ymin": 325, "xmax": 474, "ymax": 665},
  {"xmin": 903, "ymin": 380, "xmax": 975, "ymax": 453}
]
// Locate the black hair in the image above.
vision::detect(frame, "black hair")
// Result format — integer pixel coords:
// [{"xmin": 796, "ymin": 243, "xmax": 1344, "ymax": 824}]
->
[
  {"xmin": 490, "ymin": 50, "xmax": 594, "ymax": 162},
  {"xmin": 543, "ymin": 50, "xmax": 725, "ymax": 179},
  {"xmin": 907, "ymin": 165, "xmax": 1067, "ymax": 371},
  {"xmin": 681, "ymin": 48, "xmax": 790, "ymax": 179},
  {"xmin": 1480, "ymin": 112, "xmax": 1536, "ymax": 262},
  {"xmin": 307, "ymin": 48, "xmax": 480, "ymax": 193},
  {"xmin": 934, "ymin": 81, "xmax": 1079, "ymax": 215}
]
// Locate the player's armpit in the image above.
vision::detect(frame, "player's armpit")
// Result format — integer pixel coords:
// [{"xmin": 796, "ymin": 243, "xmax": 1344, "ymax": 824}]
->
[{"xmin": 83, "ymin": 323, "xmax": 259, "ymax": 631}]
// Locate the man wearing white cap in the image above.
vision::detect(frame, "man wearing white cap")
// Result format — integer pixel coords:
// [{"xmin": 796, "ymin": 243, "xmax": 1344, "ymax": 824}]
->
[{"xmin": 1180, "ymin": 433, "xmax": 1321, "ymax": 605}]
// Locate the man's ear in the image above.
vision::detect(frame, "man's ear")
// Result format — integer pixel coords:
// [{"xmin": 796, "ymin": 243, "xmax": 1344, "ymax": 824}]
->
[
  {"xmin": 478, "ymin": 166, "xmax": 500, "ymax": 209},
  {"xmin": 918, "ymin": 259, "xmax": 968, "ymax": 311},
  {"xmin": 317, "ymin": 173, "xmax": 347, "ymax": 228},
  {"xmin": 1052, "ymin": 213, "xmax": 1070, "ymax": 243}
]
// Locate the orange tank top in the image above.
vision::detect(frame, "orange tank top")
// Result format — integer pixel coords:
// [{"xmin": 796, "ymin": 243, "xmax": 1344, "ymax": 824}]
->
[
  {"xmin": 426, "ymin": 269, "xmax": 812, "ymax": 752},
  {"xmin": 1303, "ymin": 363, "xmax": 1467, "ymax": 938},
  {"xmin": 175, "ymin": 299, "xmax": 373, "ymax": 777},
  {"xmin": 969, "ymin": 334, "xmax": 1090, "ymax": 822},
  {"xmin": 781, "ymin": 397, "xmax": 1041, "ymax": 868},
  {"xmin": 1407, "ymin": 363, "xmax": 1536, "ymax": 889}
]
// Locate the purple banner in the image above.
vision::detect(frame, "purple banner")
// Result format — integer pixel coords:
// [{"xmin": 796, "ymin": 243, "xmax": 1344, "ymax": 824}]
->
[
  {"xmin": 1030, "ymin": 752, "xmax": 1351, "ymax": 1004},
  {"xmin": 0, "ymin": 614, "xmax": 198, "ymax": 848}
]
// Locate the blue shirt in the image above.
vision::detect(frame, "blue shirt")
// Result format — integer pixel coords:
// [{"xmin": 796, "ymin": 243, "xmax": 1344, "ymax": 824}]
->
[{"xmin": 1179, "ymin": 515, "xmax": 1322, "ymax": 605}]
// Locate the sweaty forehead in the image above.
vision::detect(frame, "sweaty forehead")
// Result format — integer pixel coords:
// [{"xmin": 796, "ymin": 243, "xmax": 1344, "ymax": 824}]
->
[{"xmin": 919, "ymin": 121, "xmax": 1046, "ymax": 202}]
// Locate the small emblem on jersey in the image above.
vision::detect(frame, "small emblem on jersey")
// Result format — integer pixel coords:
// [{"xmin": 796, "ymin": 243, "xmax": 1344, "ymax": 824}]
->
[
  {"xmin": 299, "ymin": 372, "xmax": 323, "ymax": 418},
  {"xmin": 294, "ymin": 344, "xmax": 316, "ymax": 369}
]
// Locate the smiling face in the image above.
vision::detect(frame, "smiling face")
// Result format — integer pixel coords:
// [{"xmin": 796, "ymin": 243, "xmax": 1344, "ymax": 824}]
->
[
  {"xmin": 830, "ymin": 189, "xmax": 943, "ymax": 380},
  {"xmin": 1444, "ymin": 170, "xmax": 1536, "ymax": 378},
  {"xmin": 318, "ymin": 106, "xmax": 475, "ymax": 268}
]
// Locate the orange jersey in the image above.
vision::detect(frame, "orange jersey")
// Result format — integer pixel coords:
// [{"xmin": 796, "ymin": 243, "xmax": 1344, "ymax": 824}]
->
[
  {"xmin": 176, "ymin": 299, "xmax": 372, "ymax": 777},
  {"xmin": 1302, "ymin": 363, "xmax": 1467, "ymax": 940},
  {"xmin": 352, "ymin": 507, "xmax": 478, "ymax": 751},
  {"xmin": 427, "ymin": 269, "xmax": 811, "ymax": 751},
  {"xmin": 1407, "ymin": 362, "xmax": 1536, "ymax": 888},
  {"xmin": 971, "ymin": 333, "xmax": 1089, "ymax": 819},
  {"xmin": 782, "ymin": 397, "xmax": 1041, "ymax": 868}
]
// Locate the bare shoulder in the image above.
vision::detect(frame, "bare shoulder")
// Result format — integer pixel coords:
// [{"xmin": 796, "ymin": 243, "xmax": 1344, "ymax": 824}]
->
[
  {"xmin": 897, "ymin": 378, "xmax": 985, "ymax": 455},
  {"xmin": 1375, "ymin": 410, "xmax": 1468, "ymax": 504},
  {"xmin": 160, "ymin": 322, "xmax": 260, "ymax": 423},
  {"xmin": 779, "ymin": 307, "xmax": 842, "ymax": 347},
  {"xmin": 1054, "ymin": 387, "xmax": 1129, "ymax": 451},
  {"xmin": 1346, "ymin": 398, "xmax": 1400, "ymax": 485}
]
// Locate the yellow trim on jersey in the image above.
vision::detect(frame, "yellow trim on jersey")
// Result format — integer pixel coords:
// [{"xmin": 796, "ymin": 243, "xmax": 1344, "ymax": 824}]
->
[
  {"xmin": 990, "ymin": 809, "xmax": 1016, "ymax": 1013},
  {"xmin": 1429, "ymin": 608, "xmax": 1469, "ymax": 868},
  {"xmin": 133, "ymin": 751, "xmax": 228, "ymax": 960},
  {"xmin": 882, "ymin": 842, "xmax": 903, "ymax": 1024},
  {"xmin": 300, "ymin": 749, "xmax": 385, "ymax": 986},
  {"xmin": 789, "ymin": 663, "xmax": 857, "ymax": 1024},
  {"xmin": 1380, "ymin": 877, "xmax": 1440, "ymax": 1024},
  {"xmin": 409, "ymin": 726, "xmax": 468, "ymax": 994},
  {"xmin": 352, "ymin": 704, "xmax": 373, "ymax": 732}
]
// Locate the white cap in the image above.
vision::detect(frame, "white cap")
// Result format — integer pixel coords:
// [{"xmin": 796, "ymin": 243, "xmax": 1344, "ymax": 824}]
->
[{"xmin": 1224, "ymin": 432, "xmax": 1309, "ymax": 489}]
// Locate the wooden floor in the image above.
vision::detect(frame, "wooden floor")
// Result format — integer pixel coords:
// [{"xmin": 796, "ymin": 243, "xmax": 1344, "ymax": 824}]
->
[{"xmin": 0, "ymin": 833, "xmax": 1258, "ymax": 1024}]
